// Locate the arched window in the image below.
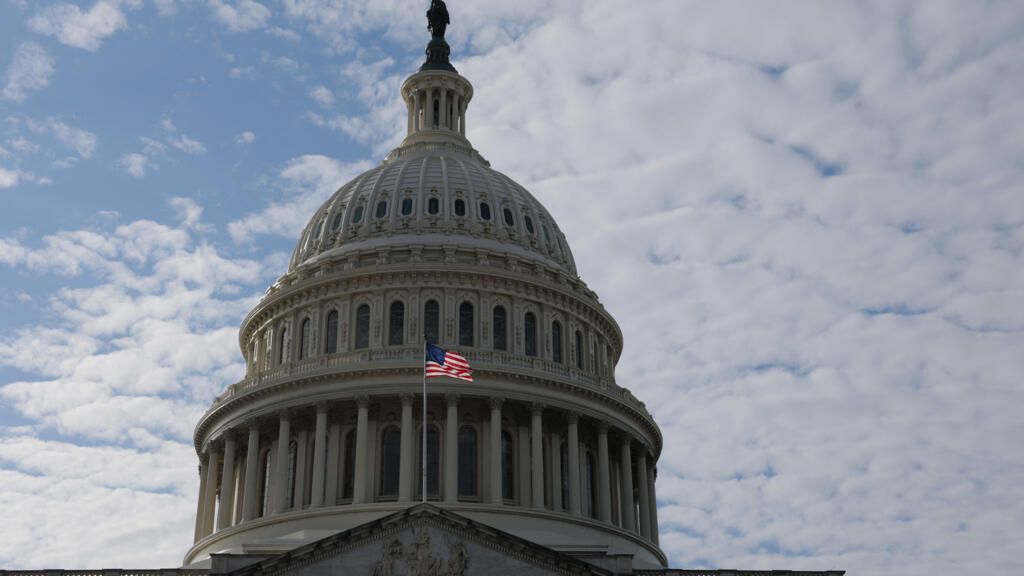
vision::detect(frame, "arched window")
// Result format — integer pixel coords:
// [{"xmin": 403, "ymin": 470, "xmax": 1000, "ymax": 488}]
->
[
  {"xmin": 278, "ymin": 327, "xmax": 289, "ymax": 365},
  {"xmin": 375, "ymin": 200, "xmax": 387, "ymax": 219},
  {"xmin": 459, "ymin": 302, "xmax": 473, "ymax": 347},
  {"xmin": 352, "ymin": 205, "xmax": 364, "ymax": 224},
  {"xmin": 503, "ymin": 208, "xmax": 514, "ymax": 227},
  {"xmin": 493, "ymin": 306, "xmax": 507, "ymax": 351},
  {"xmin": 524, "ymin": 312, "xmax": 537, "ymax": 357},
  {"xmin": 299, "ymin": 318, "xmax": 311, "ymax": 360},
  {"xmin": 355, "ymin": 304, "xmax": 370, "ymax": 349},
  {"xmin": 501, "ymin": 430, "xmax": 515, "ymax": 501},
  {"xmin": 458, "ymin": 426, "xmax": 477, "ymax": 497},
  {"xmin": 332, "ymin": 212, "xmax": 343, "ymax": 231},
  {"xmin": 389, "ymin": 301, "xmax": 405, "ymax": 346},
  {"xmin": 575, "ymin": 330, "xmax": 583, "ymax": 369},
  {"xmin": 324, "ymin": 310, "xmax": 338, "ymax": 354},
  {"xmin": 454, "ymin": 198, "xmax": 466, "ymax": 217},
  {"xmin": 380, "ymin": 426, "xmax": 401, "ymax": 497},
  {"xmin": 480, "ymin": 202, "xmax": 491, "ymax": 221},
  {"xmin": 259, "ymin": 450, "xmax": 272, "ymax": 517},
  {"xmin": 585, "ymin": 451, "xmax": 596, "ymax": 518},
  {"xmin": 286, "ymin": 440, "xmax": 298, "ymax": 508},
  {"xmin": 342, "ymin": 429, "xmax": 356, "ymax": 500},
  {"xmin": 560, "ymin": 442, "xmax": 569, "ymax": 510},
  {"xmin": 428, "ymin": 197, "xmax": 440, "ymax": 215},
  {"xmin": 401, "ymin": 198, "xmax": 414, "ymax": 215},
  {"xmin": 524, "ymin": 215, "xmax": 535, "ymax": 234},
  {"xmin": 418, "ymin": 425, "xmax": 440, "ymax": 498},
  {"xmin": 263, "ymin": 332, "xmax": 272, "ymax": 370},
  {"xmin": 552, "ymin": 320, "xmax": 563, "ymax": 363},
  {"xmin": 424, "ymin": 300, "xmax": 440, "ymax": 344}
]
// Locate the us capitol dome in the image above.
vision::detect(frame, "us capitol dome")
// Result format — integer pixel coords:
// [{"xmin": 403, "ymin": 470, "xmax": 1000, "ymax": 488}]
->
[{"xmin": 184, "ymin": 5, "xmax": 665, "ymax": 573}]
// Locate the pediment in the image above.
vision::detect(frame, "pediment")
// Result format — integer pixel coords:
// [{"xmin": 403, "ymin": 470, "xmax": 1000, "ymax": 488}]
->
[{"xmin": 221, "ymin": 504, "xmax": 611, "ymax": 576}]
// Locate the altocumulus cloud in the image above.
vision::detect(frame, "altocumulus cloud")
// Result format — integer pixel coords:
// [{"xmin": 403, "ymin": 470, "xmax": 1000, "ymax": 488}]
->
[
  {"xmin": 2, "ymin": 42, "xmax": 56, "ymax": 102},
  {"xmin": 0, "ymin": 1, "xmax": 1022, "ymax": 574},
  {"xmin": 0, "ymin": 199, "xmax": 273, "ymax": 567}
]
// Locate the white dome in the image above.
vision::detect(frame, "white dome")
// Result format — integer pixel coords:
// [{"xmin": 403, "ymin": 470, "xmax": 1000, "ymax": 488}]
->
[{"xmin": 288, "ymin": 142, "xmax": 578, "ymax": 277}]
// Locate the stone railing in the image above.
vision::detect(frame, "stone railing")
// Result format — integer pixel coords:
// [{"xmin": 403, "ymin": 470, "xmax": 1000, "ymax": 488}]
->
[{"xmin": 211, "ymin": 345, "xmax": 633, "ymax": 409}]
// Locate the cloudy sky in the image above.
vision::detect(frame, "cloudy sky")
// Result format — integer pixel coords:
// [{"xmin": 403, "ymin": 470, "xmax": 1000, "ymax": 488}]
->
[{"xmin": 1, "ymin": 0, "xmax": 1022, "ymax": 573}]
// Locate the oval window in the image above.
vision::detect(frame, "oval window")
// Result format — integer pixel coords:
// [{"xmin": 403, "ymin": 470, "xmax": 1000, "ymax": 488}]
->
[
  {"xmin": 428, "ymin": 197, "xmax": 440, "ymax": 215},
  {"xmin": 543, "ymin": 225, "xmax": 552, "ymax": 243},
  {"xmin": 454, "ymin": 199, "xmax": 466, "ymax": 217},
  {"xmin": 480, "ymin": 202, "xmax": 491, "ymax": 220},
  {"xmin": 315, "ymin": 219, "xmax": 325, "ymax": 238},
  {"xmin": 524, "ymin": 216, "xmax": 534, "ymax": 234},
  {"xmin": 352, "ymin": 205, "xmax": 364, "ymax": 224},
  {"xmin": 503, "ymin": 208, "xmax": 514, "ymax": 227},
  {"xmin": 332, "ymin": 212, "xmax": 344, "ymax": 231},
  {"xmin": 401, "ymin": 198, "xmax": 413, "ymax": 215},
  {"xmin": 376, "ymin": 200, "xmax": 387, "ymax": 219}
]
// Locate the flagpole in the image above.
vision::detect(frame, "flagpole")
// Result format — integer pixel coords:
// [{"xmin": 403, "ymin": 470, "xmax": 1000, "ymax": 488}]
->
[{"xmin": 422, "ymin": 336, "xmax": 428, "ymax": 504}]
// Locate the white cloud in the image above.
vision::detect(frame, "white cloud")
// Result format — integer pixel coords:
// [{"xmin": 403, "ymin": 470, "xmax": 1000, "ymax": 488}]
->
[
  {"xmin": 0, "ymin": 168, "xmax": 20, "ymax": 189},
  {"xmin": 7, "ymin": 136, "xmax": 38, "ymax": 154},
  {"xmin": 2, "ymin": 42, "xmax": 56, "ymax": 102},
  {"xmin": 45, "ymin": 118, "xmax": 98, "ymax": 158},
  {"xmin": 266, "ymin": 26, "xmax": 301, "ymax": 41},
  {"xmin": 228, "ymin": 65, "xmax": 256, "ymax": 79},
  {"xmin": 235, "ymin": 130, "xmax": 255, "ymax": 145},
  {"xmin": 208, "ymin": 0, "xmax": 270, "ymax": 33},
  {"xmin": 152, "ymin": 0, "xmax": 176, "ymax": 17},
  {"xmin": 168, "ymin": 197, "xmax": 212, "ymax": 232},
  {"xmin": 167, "ymin": 133, "xmax": 206, "ymax": 155},
  {"xmin": 227, "ymin": 154, "xmax": 372, "ymax": 244},
  {"xmin": 27, "ymin": 0, "xmax": 142, "ymax": 52},
  {"xmin": 310, "ymin": 84, "xmax": 334, "ymax": 107},
  {"xmin": 117, "ymin": 153, "xmax": 148, "ymax": 178}
]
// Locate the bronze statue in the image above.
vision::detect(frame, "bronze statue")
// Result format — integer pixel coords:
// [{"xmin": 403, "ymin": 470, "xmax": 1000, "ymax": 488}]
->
[{"xmin": 427, "ymin": 0, "xmax": 449, "ymax": 40}]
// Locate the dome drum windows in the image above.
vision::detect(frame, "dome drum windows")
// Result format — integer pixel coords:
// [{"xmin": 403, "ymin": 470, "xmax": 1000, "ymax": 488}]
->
[
  {"xmin": 375, "ymin": 200, "xmax": 388, "ymax": 219},
  {"xmin": 352, "ymin": 205, "xmax": 365, "ymax": 224},
  {"xmin": 401, "ymin": 196, "xmax": 414, "ymax": 216},
  {"xmin": 388, "ymin": 301, "xmax": 405, "ymax": 346},
  {"xmin": 427, "ymin": 196, "xmax": 440, "ymax": 216},
  {"xmin": 454, "ymin": 198, "xmax": 466, "ymax": 217},
  {"xmin": 479, "ymin": 202, "xmax": 491, "ymax": 221},
  {"xmin": 355, "ymin": 304, "xmax": 371, "ymax": 349}
]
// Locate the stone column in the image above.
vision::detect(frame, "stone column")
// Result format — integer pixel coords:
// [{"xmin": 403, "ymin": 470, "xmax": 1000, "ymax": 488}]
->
[
  {"xmin": 310, "ymin": 402, "xmax": 328, "ymax": 507},
  {"xmin": 273, "ymin": 411, "xmax": 291, "ymax": 513},
  {"xmin": 399, "ymin": 393, "xmax": 414, "ymax": 502},
  {"xmin": 202, "ymin": 448, "xmax": 220, "ymax": 537},
  {"xmin": 460, "ymin": 101, "xmax": 466, "ymax": 135},
  {"xmin": 453, "ymin": 93, "xmax": 461, "ymax": 132},
  {"xmin": 619, "ymin": 437, "xmax": 635, "ymax": 532},
  {"xmin": 326, "ymin": 420, "xmax": 341, "ymax": 504},
  {"xmin": 426, "ymin": 90, "xmax": 435, "ymax": 129},
  {"xmin": 489, "ymin": 397, "xmax": 503, "ymax": 504},
  {"xmin": 531, "ymin": 403, "xmax": 545, "ymax": 509},
  {"xmin": 637, "ymin": 449, "xmax": 651, "ymax": 539},
  {"xmin": 294, "ymin": 428, "xmax": 309, "ymax": 507},
  {"xmin": 413, "ymin": 91, "xmax": 421, "ymax": 132},
  {"xmin": 193, "ymin": 459, "xmax": 208, "ymax": 543},
  {"xmin": 217, "ymin": 430, "xmax": 237, "ymax": 529},
  {"xmin": 241, "ymin": 421, "xmax": 260, "ymax": 521},
  {"xmin": 597, "ymin": 422, "xmax": 612, "ymax": 523},
  {"xmin": 445, "ymin": 393, "xmax": 460, "ymax": 502},
  {"xmin": 567, "ymin": 412, "xmax": 581, "ymax": 515},
  {"xmin": 439, "ymin": 89, "xmax": 447, "ymax": 130},
  {"xmin": 549, "ymin": 432, "xmax": 562, "ymax": 511},
  {"xmin": 353, "ymin": 395, "xmax": 370, "ymax": 504},
  {"xmin": 649, "ymin": 466, "xmax": 660, "ymax": 545}
]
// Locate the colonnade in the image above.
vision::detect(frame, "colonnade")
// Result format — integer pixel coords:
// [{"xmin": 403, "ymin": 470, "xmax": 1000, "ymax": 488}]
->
[
  {"xmin": 406, "ymin": 84, "xmax": 467, "ymax": 136},
  {"xmin": 193, "ymin": 394, "xmax": 660, "ymax": 547}
]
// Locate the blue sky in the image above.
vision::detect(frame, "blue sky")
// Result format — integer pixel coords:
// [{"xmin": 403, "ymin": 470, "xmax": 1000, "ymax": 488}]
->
[{"xmin": 1, "ymin": 0, "xmax": 1023, "ymax": 573}]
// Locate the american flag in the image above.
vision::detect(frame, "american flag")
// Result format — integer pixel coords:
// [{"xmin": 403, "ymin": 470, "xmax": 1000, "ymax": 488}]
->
[{"xmin": 425, "ymin": 343, "xmax": 473, "ymax": 382}]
